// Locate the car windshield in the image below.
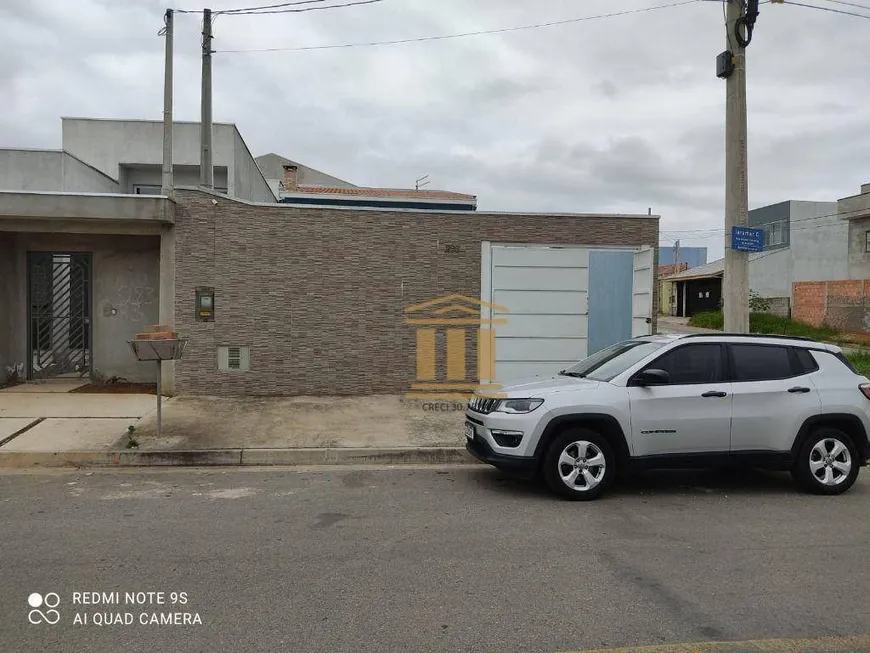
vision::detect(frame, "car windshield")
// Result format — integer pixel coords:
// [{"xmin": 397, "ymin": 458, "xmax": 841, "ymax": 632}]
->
[{"xmin": 560, "ymin": 340, "xmax": 665, "ymax": 382}]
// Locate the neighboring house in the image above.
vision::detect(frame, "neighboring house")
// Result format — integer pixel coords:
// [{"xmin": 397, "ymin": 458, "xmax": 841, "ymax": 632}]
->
[
  {"xmin": 662, "ymin": 199, "xmax": 849, "ymax": 318},
  {"xmin": 748, "ymin": 200, "xmax": 845, "ymax": 300},
  {"xmin": 791, "ymin": 182, "xmax": 870, "ymax": 331},
  {"xmin": 840, "ymin": 182, "xmax": 870, "ymax": 279},
  {"xmin": 271, "ymin": 160, "xmax": 477, "ymax": 211},
  {"xmin": 255, "ymin": 152, "xmax": 356, "ymax": 198},
  {"xmin": 663, "ymin": 259, "xmax": 725, "ymax": 317},
  {"xmin": 658, "ymin": 246, "xmax": 707, "ymax": 269}
]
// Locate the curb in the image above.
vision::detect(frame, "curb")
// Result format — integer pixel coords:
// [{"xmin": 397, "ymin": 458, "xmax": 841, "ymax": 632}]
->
[{"xmin": 0, "ymin": 447, "xmax": 479, "ymax": 469}]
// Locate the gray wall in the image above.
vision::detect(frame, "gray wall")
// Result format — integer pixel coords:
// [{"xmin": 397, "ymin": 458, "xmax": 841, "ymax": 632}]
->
[
  {"xmin": 233, "ymin": 131, "xmax": 275, "ymax": 202},
  {"xmin": 62, "ymin": 119, "xmax": 235, "ymax": 179},
  {"xmin": 0, "ymin": 150, "xmax": 119, "ymax": 193},
  {"xmin": 2, "ymin": 233, "xmax": 160, "ymax": 383},
  {"xmin": 790, "ymin": 201, "xmax": 845, "ymax": 283},
  {"xmin": 61, "ymin": 118, "xmax": 272, "ymax": 201},
  {"xmin": 749, "ymin": 247, "xmax": 791, "ymax": 297}
]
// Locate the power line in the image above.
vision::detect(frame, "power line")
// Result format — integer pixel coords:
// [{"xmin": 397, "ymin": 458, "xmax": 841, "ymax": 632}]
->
[
  {"xmin": 216, "ymin": 0, "xmax": 705, "ymax": 53},
  {"xmin": 175, "ymin": 0, "xmax": 382, "ymax": 14},
  {"xmin": 815, "ymin": 0, "xmax": 870, "ymax": 11},
  {"xmin": 220, "ymin": 0, "xmax": 338, "ymax": 13},
  {"xmin": 219, "ymin": 0, "xmax": 385, "ymax": 16},
  {"xmin": 776, "ymin": 0, "xmax": 870, "ymax": 18}
]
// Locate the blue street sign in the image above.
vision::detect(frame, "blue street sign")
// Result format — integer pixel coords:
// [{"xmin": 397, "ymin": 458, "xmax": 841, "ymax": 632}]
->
[{"xmin": 731, "ymin": 226, "xmax": 765, "ymax": 252}]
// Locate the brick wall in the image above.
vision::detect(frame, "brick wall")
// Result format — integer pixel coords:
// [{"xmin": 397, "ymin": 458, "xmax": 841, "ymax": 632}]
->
[
  {"xmin": 793, "ymin": 280, "xmax": 870, "ymax": 331},
  {"xmin": 755, "ymin": 296, "xmax": 790, "ymax": 318},
  {"xmin": 658, "ymin": 263, "xmax": 688, "ymax": 277},
  {"xmin": 173, "ymin": 190, "xmax": 659, "ymax": 395}
]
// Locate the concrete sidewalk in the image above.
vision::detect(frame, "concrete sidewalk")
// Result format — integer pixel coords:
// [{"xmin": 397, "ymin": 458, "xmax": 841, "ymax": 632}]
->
[{"xmin": 0, "ymin": 392, "xmax": 475, "ymax": 468}]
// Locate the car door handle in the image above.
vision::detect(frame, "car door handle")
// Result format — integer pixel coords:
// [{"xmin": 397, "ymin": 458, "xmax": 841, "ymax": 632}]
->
[
  {"xmin": 788, "ymin": 386, "xmax": 811, "ymax": 393},
  {"xmin": 701, "ymin": 390, "xmax": 727, "ymax": 398}
]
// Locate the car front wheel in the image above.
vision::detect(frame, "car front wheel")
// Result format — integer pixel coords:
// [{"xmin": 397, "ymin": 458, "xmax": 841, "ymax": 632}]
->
[
  {"xmin": 543, "ymin": 428, "xmax": 615, "ymax": 501},
  {"xmin": 791, "ymin": 428, "xmax": 859, "ymax": 495}
]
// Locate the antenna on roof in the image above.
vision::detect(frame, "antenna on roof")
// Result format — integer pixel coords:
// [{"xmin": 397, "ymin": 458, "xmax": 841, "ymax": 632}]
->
[{"xmin": 415, "ymin": 174, "xmax": 430, "ymax": 190}]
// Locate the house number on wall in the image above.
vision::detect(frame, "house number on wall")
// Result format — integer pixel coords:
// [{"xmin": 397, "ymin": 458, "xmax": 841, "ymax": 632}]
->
[{"xmin": 444, "ymin": 244, "xmax": 462, "ymax": 254}]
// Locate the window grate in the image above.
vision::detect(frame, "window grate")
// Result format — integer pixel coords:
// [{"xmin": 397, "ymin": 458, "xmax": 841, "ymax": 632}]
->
[{"xmin": 218, "ymin": 345, "xmax": 250, "ymax": 372}]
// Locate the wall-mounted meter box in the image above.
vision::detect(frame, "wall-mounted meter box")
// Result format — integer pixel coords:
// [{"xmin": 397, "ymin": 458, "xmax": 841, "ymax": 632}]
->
[{"xmin": 196, "ymin": 287, "xmax": 215, "ymax": 322}]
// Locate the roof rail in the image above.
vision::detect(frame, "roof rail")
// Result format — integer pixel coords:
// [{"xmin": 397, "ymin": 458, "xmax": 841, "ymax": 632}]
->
[{"xmin": 679, "ymin": 332, "xmax": 819, "ymax": 343}]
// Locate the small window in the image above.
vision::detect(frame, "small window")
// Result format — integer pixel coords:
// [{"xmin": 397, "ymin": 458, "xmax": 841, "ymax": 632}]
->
[
  {"xmin": 865, "ymin": 231, "xmax": 870, "ymax": 253},
  {"xmin": 794, "ymin": 348, "xmax": 819, "ymax": 375},
  {"xmin": 642, "ymin": 344, "xmax": 724, "ymax": 385},
  {"xmin": 764, "ymin": 220, "xmax": 786, "ymax": 248},
  {"xmin": 218, "ymin": 345, "xmax": 250, "ymax": 372},
  {"xmin": 133, "ymin": 184, "xmax": 162, "ymax": 195},
  {"xmin": 731, "ymin": 344, "xmax": 793, "ymax": 382}
]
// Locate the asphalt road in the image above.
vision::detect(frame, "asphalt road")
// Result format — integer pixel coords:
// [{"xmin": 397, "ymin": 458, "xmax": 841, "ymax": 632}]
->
[{"xmin": 1, "ymin": 465, "xmax": 869, "ymax": 653}]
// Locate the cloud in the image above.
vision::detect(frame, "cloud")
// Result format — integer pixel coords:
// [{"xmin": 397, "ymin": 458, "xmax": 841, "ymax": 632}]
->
[{"xmin": 2, "ymin": 0, "xmax": 869, "ymax": 258}]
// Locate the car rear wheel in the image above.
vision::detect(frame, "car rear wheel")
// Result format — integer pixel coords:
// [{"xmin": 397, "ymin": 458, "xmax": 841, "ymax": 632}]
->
[
  {"xmin": 543, "ymin": 428, "xmax": 615, "ymax": 500},
  {"xmin": 791, "ymin": 428, "xmax": 859, "ymax": 495}
]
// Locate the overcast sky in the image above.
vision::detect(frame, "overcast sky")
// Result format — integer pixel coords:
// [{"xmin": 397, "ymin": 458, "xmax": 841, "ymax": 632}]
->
[{"xmin": 2, "ymin": 0, "xmax": 868, "ymax": 257}]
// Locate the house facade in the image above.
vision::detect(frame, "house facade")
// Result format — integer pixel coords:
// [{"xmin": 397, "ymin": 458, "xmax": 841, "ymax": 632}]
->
[{"xmin": 0, "ymin": 119, "xmax": 658, "ymax": 393}]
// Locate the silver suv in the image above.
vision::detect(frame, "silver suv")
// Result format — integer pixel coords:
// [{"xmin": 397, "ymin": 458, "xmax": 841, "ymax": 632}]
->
[{"xmin": 465, "ymin": 334, "xmax": 870, "ymax": 500}]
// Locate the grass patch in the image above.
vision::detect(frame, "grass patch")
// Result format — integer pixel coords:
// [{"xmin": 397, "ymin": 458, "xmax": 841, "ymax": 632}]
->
[
  {"xmin": 847, "ymin": 352, "xmax": 870, "ymax": 377},
  {"xmin": 687, "ymin": 311, "xmax": 723, "ymax": 330},
  {"xmin": 687, "ymin": 311, "xmax": 841, "ymax": 341}
]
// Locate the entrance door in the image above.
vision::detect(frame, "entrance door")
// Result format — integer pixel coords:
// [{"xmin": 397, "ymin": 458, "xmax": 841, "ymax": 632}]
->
[
  {"xmin": 587, "ymin": 251, "xmax": 633, "ymax": 355},
  {"xmin": 28, "ymin": 252, "xmax": 92, "ymax": 379}
]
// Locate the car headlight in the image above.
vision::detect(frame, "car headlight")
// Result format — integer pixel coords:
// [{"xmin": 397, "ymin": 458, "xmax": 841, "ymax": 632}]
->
[{"xmin": 495, "ymin": 398, "xmax": 544, "ymax": 414}]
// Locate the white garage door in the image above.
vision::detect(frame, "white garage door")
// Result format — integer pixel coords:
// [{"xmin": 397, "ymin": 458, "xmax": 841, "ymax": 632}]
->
[
  {"xmin": 483, "ymin": 244, "xmax": 654, "ymax": 386},
  {"xmin": 487, "ymin": 245, "xmax": 590, "ymax": 384}
]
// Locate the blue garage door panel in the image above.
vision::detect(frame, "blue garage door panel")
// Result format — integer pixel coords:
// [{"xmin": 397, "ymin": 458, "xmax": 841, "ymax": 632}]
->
[{"xmin": 587, "ymin": 251, "xmax": 634, "ymax": 355}]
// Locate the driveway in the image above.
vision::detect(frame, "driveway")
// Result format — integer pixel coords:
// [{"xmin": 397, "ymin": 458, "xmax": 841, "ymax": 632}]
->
[{"xmin": 0, "ymin": 385, "xmax": 155, "ymax": 452}]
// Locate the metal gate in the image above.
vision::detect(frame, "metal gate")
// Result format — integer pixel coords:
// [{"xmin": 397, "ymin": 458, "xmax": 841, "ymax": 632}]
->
[{"xmin": 27, "ymin": 252, "xmax": 92, "ymax": 380}]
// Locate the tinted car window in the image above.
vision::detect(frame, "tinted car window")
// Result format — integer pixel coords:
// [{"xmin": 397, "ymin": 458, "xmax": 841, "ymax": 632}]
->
[
  {"xmin": 731, "ymin": 344, "xmax": 793, "ymax": 382},
  {"xmin": 642, "ymin": 344, "xmax": 723, "ymax": 385},
  {"xmin": 794, "ymin": 348, "xmax": 819, "ymax": 374}
]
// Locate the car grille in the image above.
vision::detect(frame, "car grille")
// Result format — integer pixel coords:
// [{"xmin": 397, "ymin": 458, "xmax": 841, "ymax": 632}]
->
[{"xmin": 468, "ymin": 396, "xmax": 499, "ymax": 414}]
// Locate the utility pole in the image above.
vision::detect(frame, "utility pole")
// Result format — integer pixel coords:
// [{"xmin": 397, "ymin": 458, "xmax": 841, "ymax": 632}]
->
[
  {"xmin": 720, "ymin": 0, "xmax": 758, "ymax": 333},
  {"xmin": 160, "ymin": 9, "xmax": 174, "ymax": 197},
  {"xmin": 200, "ymin": 8, "xmax": 214, "ymax": 189}
]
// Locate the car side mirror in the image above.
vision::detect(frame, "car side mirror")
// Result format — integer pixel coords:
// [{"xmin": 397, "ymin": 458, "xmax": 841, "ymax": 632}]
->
[{"xmin": 633, "ymin": 369, "xmax": 670, "ymax": 387}]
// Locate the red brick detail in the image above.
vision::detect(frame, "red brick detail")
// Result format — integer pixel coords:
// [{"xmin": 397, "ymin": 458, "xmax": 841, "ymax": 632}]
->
[
  {"xmin": 793, "ymin": 282, "xmax": 827, "ymax": 327},
  {"xmin": 827, "ymin": 280, "xmax": 863, "ymax": 298}
]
